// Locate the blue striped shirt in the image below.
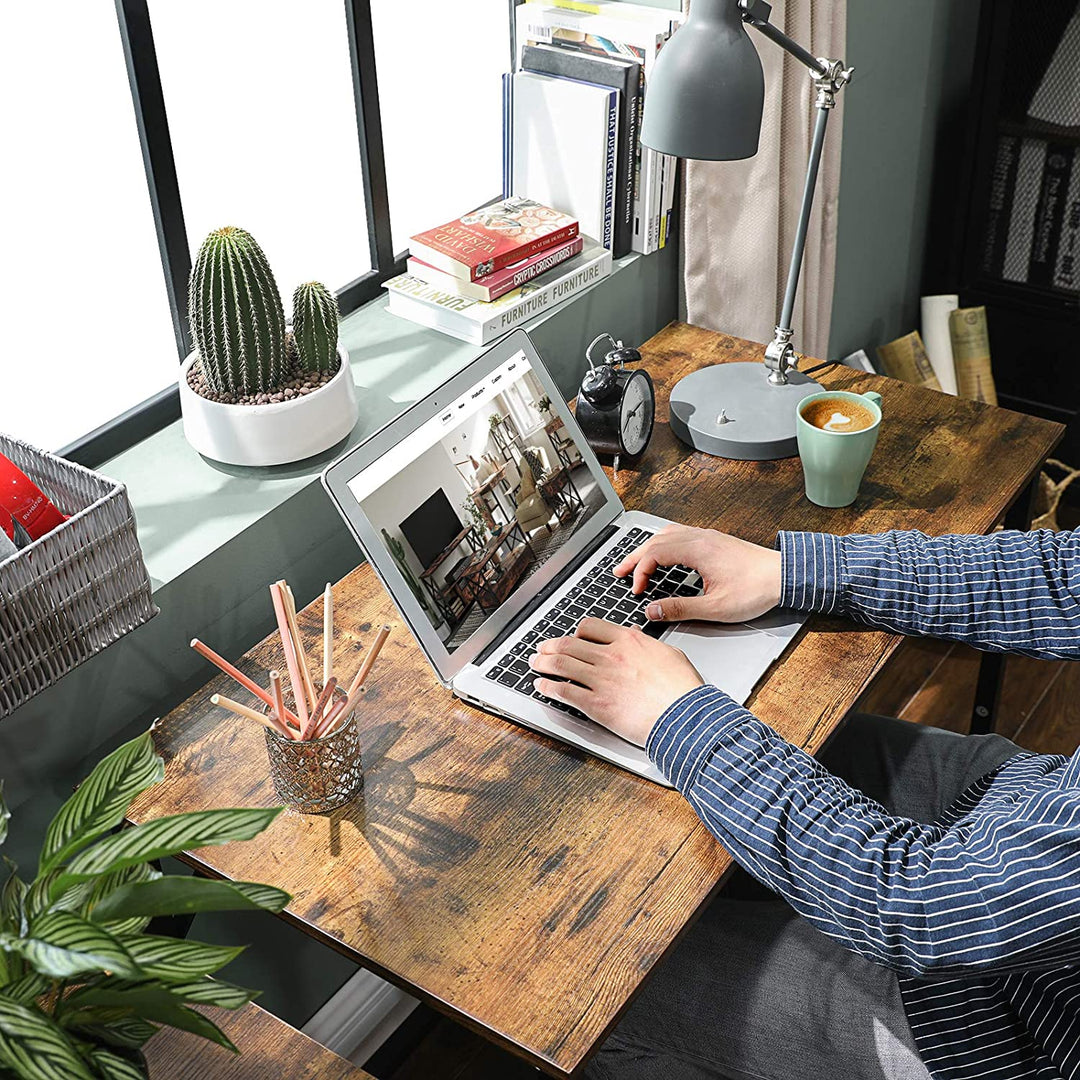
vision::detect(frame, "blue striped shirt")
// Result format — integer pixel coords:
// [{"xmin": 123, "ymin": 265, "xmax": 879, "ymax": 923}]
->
[{"xmin": 648, "ymin": 528, "xmax": 1080, "ymax": 1079}]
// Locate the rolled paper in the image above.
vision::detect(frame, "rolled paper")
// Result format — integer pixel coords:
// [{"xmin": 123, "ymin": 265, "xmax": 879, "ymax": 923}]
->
[{"xmin": 920, "ymin": 294, "xmax": 959, "ymax": 395}]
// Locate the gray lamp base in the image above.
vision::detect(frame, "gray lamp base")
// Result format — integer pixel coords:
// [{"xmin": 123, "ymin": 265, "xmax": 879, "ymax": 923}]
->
[{"xmin": 668, "ymin": 362, "xmax": 821, "ymax": 460}]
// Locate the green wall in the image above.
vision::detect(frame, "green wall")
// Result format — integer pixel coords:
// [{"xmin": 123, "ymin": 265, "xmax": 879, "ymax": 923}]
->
[{"xmin": 828, "ymin": 0, "xmax": 980, "ymax": 360}]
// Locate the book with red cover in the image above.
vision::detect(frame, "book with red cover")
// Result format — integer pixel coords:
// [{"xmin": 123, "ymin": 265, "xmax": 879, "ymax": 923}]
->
[
  {"xmin": 409, "ymin": 196, "xmax": 578, "ymax": 281},
  {"xmin": 407, "ymin": 235, "xmax": 584, "ymax": 301}
]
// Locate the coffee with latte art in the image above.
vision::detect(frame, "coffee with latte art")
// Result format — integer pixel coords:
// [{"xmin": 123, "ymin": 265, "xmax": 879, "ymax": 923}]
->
[{"xmin": 801, "ymin": 397, "xmax": 877, "ymax": 433}]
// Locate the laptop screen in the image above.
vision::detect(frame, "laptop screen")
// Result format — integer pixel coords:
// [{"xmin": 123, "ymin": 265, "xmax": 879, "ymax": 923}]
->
[{"xmin": 345, "ymin": 347, "xmax": 607, "ymax": 656}]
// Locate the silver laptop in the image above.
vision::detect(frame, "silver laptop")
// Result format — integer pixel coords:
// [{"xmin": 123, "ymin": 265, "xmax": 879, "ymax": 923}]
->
[{"xmin": 322, "ymin": 328, "xmax": 805, "ymax": 786}]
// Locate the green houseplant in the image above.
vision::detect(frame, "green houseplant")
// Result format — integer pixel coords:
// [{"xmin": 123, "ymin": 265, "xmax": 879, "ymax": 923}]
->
[
  {"xmin": 179, "ymin": 226, "xmax": 358, "ymax": 467},
  {"xmin": 0, "ymin": 731, "xmax": 290, "ymax": 1079}
]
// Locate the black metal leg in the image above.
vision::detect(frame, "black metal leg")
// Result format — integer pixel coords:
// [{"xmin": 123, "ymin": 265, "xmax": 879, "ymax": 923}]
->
[{"xmin": 969, "ymin": 474, "xmax": 1041, "ymax": 735}]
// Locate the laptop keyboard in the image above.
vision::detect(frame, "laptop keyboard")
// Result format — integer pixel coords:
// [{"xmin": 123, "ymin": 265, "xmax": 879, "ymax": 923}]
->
[{"xmin": 483, "ymin": 527, "xmax": 702, "ymax": 721}]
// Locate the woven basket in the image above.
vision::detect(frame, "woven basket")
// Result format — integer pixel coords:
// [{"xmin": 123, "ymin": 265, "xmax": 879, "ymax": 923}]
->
[{"xmin": 0, "ymin": 433, "xmax": 158, "ymax": 719}]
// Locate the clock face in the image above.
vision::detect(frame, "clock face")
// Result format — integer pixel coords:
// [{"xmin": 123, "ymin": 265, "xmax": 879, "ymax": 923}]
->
[{"xmin": 620, "ymin": 372, "xmax": 655, "ymax": 456}]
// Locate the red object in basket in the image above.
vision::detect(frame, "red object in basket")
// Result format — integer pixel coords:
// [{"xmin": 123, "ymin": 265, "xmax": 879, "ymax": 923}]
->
[{"xmin": 0, "ymin": 452, "xmax": 67, "ymax": 541}]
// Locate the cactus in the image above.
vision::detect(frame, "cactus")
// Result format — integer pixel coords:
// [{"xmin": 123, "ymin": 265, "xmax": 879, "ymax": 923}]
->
[
  {"xmin": 292, "ymin": 281, "xmax": 340, "ymax": 374},
  {"xmin": 189, "ymin": 226, "xmax": 286, "ymax": 395}
]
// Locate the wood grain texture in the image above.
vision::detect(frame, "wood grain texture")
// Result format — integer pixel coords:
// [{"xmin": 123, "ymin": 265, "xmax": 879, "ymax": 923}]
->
[
  {"xmin": 127, "ymin": 322, "xmax": 1063, "ymax": 1077},
  {"xmin": 142, "ymin": 1003, "xmax": 371, "ymax": 1079}
]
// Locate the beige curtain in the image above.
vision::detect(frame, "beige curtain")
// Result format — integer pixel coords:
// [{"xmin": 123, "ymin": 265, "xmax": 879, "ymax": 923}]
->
[{"xmin": 681, "ymin": 0, "xmax": 846, "ymax": 363}]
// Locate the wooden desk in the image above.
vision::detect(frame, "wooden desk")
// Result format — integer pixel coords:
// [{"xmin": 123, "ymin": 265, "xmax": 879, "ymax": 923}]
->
[
  {"xmin": 128, "ymin": 323, "xmax": 1062, "ymax": 1078},
  {"xmin": 142, "ymin": 1002, "xmax": 372, "ymax": 1079}
]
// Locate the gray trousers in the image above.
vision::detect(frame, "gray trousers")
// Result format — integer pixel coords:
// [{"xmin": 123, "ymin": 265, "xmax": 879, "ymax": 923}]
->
[{"xmin": 585, "ymin": 714, "xmax": 1023, "ymax": 1080}]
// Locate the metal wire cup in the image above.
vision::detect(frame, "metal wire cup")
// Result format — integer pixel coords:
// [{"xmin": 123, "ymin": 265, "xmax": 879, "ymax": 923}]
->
[{"xmin": 263, "ymin": 691, "xmax": 363, "ymax": 813}]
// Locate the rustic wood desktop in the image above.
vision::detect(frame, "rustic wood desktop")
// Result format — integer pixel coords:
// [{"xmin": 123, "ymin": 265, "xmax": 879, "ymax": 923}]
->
[
  {"xmin": 142, "ymin": 1002, "xmax": 373, "ymax": 1079},
  {"xmin": 127, "ymin": 323, "xmax": 1063, "ymax": 1078}
]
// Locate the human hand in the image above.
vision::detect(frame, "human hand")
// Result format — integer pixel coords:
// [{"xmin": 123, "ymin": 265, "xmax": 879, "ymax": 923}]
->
[
  {"xmin": 530, "ymin": 617, "xmax": 704, "ymax": 747},
  {"xmin": 614, "ymin": 524, "xmax": 782, "ymax": 624}
]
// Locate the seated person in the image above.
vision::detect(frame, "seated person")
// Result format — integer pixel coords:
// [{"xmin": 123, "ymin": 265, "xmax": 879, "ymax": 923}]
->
[{"xmin": 530, "ymin": 524, "xmax": 1080, "ymax": 1080}]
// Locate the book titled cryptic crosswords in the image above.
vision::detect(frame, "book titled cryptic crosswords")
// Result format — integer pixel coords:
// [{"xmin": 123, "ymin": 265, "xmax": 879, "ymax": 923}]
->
[{"xmin": 409, "ymin": 197, "xmax": 578, "ymax": 282}]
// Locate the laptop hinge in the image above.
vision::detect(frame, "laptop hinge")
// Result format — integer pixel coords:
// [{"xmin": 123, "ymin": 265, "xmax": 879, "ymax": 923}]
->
[{"xmin": 474, "ymin": 522, "xmax": 620, "ymax": 668}]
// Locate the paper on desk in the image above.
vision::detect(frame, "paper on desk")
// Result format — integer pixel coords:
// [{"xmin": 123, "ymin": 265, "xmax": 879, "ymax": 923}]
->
[{"xmin": 921, "ymin": 294, "xmax": 959, "ymax": 395}]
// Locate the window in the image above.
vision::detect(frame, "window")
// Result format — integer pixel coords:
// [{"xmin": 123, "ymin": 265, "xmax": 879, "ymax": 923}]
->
[
  {"xmin": 0, "ymin": 2, "xmax": 180, "ymax": 454},
  {"xmin": 372, "ymin": 0, "xmax": 510, "ymax": 253},
  {"xmin": 2, "ymin": 0, "xmax": 519, "ymax": 467},
  {"xmin": 148, "ymin": 0, "xmax": 371, "ymax": 293}
]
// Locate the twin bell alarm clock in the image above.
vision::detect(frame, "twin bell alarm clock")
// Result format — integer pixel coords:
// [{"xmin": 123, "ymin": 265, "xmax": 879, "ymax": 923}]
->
[{"xmin": 574, "ymin": 333, "xmax": 655, "ymax": 460}]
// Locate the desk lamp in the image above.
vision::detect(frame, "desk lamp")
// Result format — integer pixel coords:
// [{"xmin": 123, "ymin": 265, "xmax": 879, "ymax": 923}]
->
[{"xmin": 641, "ymin": 0, "xmax": 852, "ymax": 460}]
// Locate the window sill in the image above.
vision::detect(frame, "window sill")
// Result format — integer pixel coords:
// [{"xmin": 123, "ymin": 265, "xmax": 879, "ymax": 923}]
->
[{"xmin": 102, "ymin": 247, "xmax": 676, "ymax": 591}]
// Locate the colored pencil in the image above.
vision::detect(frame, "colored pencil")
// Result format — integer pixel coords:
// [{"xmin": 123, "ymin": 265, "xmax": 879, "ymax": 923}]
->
[
  {"xmin": 303, "ymin": 677, "xmax": 337, "ymax": 740},
  {"xmin": 191, "ymin": 638, "xmax": 301, "ymax": 728},
  {"xmin": 323, "ymin": 583, "xmax": 333, "ymax": 688},
  {"xmin": 319, "ymin": 685, "xmax": 366, "ymax": 738},
  {"xmin": 211, "ymin": 693, "xmax": 293, "ymax": 739},
  {"xmin": 345, "ymin": 624, "xmax": 391, "ymax": 701},
  {"xmin": 269, "ymin": 669, "xmax": 297, "ymax": 731},
  {"xmin": 280, "ymin": 581, "xmax": 318, "ymax": 711},
  {"xmin": 270, "ymin": 583, "xmax": 310, "ymax": 731}
]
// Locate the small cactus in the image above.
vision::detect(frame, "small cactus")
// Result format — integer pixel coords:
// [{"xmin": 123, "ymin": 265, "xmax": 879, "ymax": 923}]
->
[
  {"xmin": 292, "ymin": 282, "xmax": 340, "ymax": 375},
  {"xmin": 189, "ymin": 226, "xmax": 286, "ymax": 395}
]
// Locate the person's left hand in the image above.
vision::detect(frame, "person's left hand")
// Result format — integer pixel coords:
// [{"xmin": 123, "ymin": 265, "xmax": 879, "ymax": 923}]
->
[{"xmin": 530, "ymin": 617, "xmax": 704, "ymax": 747}]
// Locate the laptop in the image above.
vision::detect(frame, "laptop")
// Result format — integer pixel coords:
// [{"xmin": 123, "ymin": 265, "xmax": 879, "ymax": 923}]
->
[{"xmin": 321, "ymin": 328, "xmax": 805, "ymax": 786}]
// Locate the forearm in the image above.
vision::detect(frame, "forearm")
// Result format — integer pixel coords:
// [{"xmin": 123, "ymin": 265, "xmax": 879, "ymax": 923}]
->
[
  {"xmin": 648, "ymin": 685, "xmax": 1079, "ymax": 978},
  {"xmin": 777, "ymin": 528, "xmax": 1080, "ymax": 660}
]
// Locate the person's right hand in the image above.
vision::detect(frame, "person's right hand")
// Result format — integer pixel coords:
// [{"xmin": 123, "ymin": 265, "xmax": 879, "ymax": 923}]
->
[{"xmin": 614, "ymin": 524, "xmax": 782, "ymax": 624}]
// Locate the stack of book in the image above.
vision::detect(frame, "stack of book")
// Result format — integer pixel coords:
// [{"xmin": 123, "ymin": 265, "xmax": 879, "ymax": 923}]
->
[
  {"xmin": 508, "ymin": 0, "xmax": 684, "ymax": 257},
  {"xmin": 385, "ymin": 197, "xmax": 612, "ymax": 345}
]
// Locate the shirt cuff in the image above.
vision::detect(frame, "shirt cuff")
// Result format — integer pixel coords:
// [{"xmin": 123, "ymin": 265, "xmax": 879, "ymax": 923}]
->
[
  {"xmin": 775, "ymin": 531, "xmax": 844, "ymax": 614},
  {"xmin": 646, "ymin": 684, "xmax": 746, "ymax": 792}
]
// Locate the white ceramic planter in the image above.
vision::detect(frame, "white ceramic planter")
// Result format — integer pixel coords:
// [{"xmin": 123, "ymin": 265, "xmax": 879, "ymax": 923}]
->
[{"xmin": 179, "ymin": 345, "xmax": 358, "ymax": 467}]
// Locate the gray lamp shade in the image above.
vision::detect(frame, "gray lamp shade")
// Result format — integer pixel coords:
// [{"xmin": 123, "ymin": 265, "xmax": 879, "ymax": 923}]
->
[{"xmin": 640, "ymin": 0, "xmax": 765, "ymax": 161}]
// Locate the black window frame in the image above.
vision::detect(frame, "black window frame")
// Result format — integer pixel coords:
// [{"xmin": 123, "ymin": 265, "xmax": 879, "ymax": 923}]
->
[{"xmin": 61, "ymin": 0, "xmax": 438, "ymax": 468}]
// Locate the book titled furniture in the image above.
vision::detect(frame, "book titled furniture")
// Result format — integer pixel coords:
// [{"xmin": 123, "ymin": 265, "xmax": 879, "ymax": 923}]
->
[{"xmin": 128, "ymin": 322, "xmax": 1061, "ymax": 1079}]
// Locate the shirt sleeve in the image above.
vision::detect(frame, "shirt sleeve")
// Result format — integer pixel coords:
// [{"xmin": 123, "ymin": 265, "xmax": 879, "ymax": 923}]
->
[
  {"xmin": 648, "ymin": 684, "xmax": 1080, "ymax": 979},
  {"xmin": 775, "ymin": 527, "xmax": 1080, "ymax": 660}
]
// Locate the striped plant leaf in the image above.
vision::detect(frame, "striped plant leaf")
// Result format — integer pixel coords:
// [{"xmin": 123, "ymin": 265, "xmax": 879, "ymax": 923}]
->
[
  {"xmin": 26, "ymin": 872, "xmax": 63, "ymax": 922},
  {"xmin": 0, "ymin": 997, "xmax": 97, "ymax": 1080},
  {"xmin": 91, "ymin": 877, "xmax": 289, "ymax": 924},
  {"xmin": 49, "ymin": 881, "xmax": 93, "ymax": 917},
  {"xmin": 39, "ymin": 733, "xmax": 164, "ymax": 877},
  {"xmin": 8, "ymin": 912, "xmax": 142, "ymax": 980},
  {"xmin": 0, "ymin": 972, "xmax": 51, "ymax": 1005},
  {"xmin": 54, "ymin": 807, "xmax": 281, "ymax": 893},
  {"xmin": 1, "ymin": 860, "xmax": 27, "ymax": 936},
  {"xmin": 62, "ymin": 985, "xmax": 236, "ymax": 1052},
  {"xmin": 80, "ymin": 1045, "xmax": 147, "ymax": 1080},
  {"xmin": 0, "ymin": 782, "xmax": 8, "ymax": 847},
  {"xmin": 119, "ymin": 935, "xmax": 243, "ymax": 981},
  {"xmin": 59, "ymin": 1009, "xmax": 158, "ymax": 1050},
  {"xmin": 166, "ymin": 978, "xmax": 252, "ymax": 1010},
  {"xmin": 80, "ymin": 864, "xmax": 159, "ymax": 920}
]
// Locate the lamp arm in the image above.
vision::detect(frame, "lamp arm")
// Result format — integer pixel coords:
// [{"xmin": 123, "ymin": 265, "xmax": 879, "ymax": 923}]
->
[
  {"xmin": 737, "ymin": 0, "xmax": 853, "ymax": 385},
  {"xmin": 739, "ymin": 0, "xmax": 828, "ymax": 77}
]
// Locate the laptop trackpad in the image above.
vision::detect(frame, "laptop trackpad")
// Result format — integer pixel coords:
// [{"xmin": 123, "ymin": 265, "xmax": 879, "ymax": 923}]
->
[{"xmin": 663, "ymin": 615, "xmax": 804, "ymax": 705}]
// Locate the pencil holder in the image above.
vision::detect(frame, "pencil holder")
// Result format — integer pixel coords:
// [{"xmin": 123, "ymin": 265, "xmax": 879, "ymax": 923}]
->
[{"xmin": 263, "ymin": 701, "xmax": 363, "ymax": 813}]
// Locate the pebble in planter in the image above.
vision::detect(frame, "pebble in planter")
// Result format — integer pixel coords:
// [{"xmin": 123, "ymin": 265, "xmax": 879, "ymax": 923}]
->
[{"xmin": 180, "ymin": 227, "xmax": 359, "ymax": 467}]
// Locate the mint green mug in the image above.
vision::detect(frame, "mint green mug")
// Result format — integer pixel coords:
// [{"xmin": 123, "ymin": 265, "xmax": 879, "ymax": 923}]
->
[{"xmin": 796, "ymin": 390, "xmax": 883, "ymax": 507}]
